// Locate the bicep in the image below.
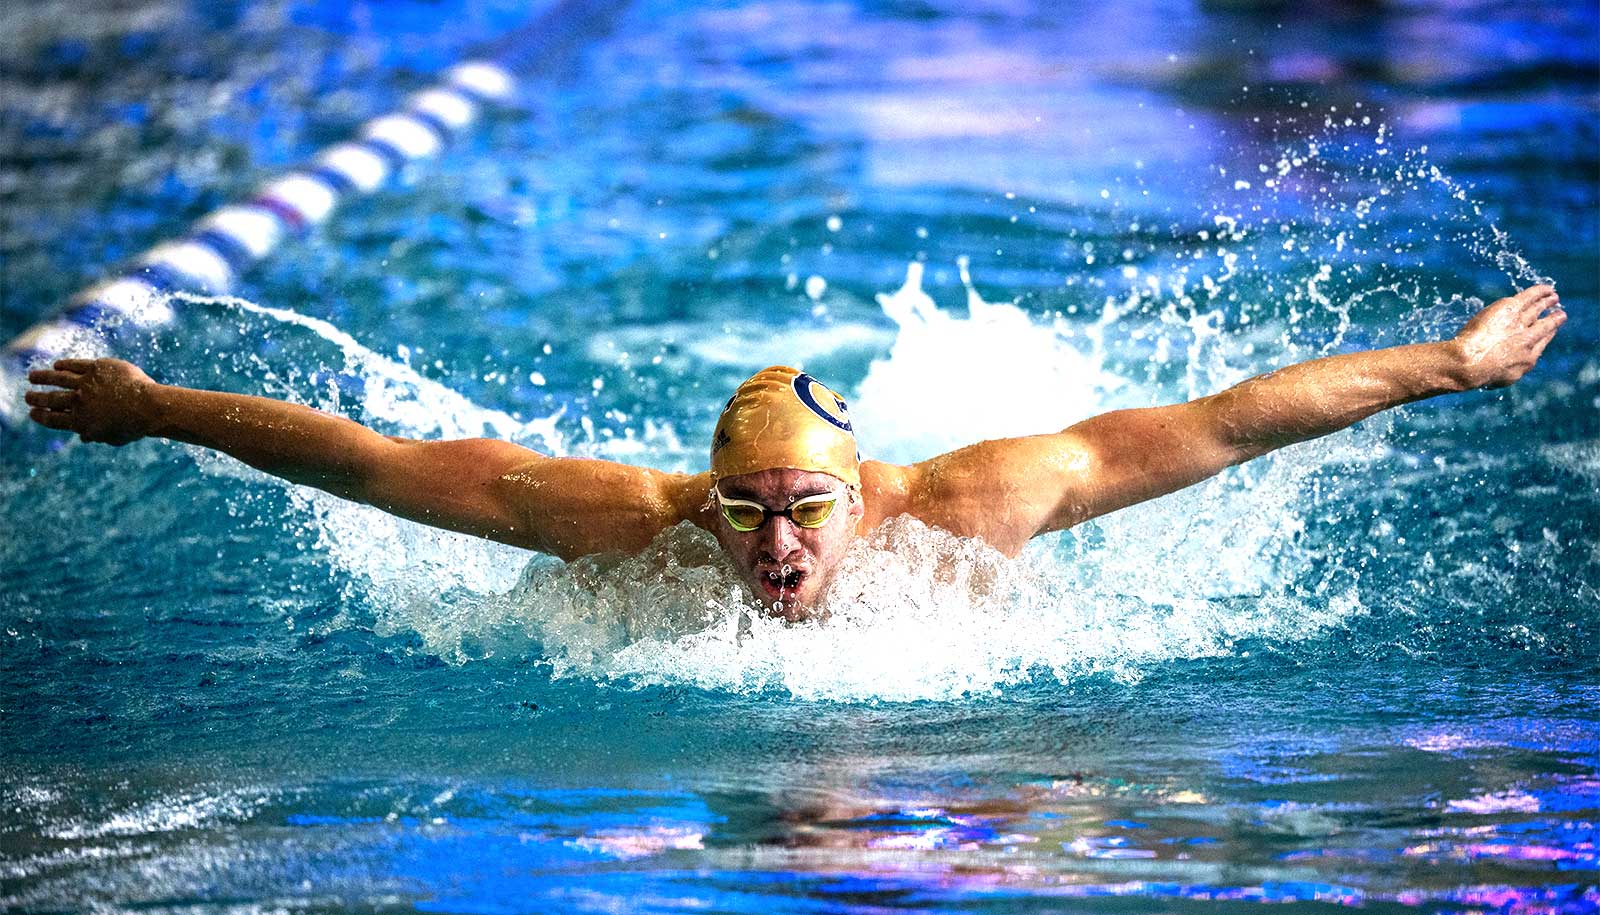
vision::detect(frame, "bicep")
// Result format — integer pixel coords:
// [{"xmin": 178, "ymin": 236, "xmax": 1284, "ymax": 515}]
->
[{"xmin": 904, "ymin": 437, "xmax": 1087, "ymax": 555}]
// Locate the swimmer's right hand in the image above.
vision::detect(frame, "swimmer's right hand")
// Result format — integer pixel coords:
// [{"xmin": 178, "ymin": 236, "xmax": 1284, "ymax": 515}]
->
[{"xmin": 25, "ymin": 358, "xmax": 161, "ymax": 446}]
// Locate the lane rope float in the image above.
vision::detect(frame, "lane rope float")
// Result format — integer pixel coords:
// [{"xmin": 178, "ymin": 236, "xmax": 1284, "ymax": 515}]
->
[
  {"xmin": 1, "ymin": 0, "xmax": 634, "ymax": 428},
  {"xmin": 0, "ymin": 60, "xmax": 513, "ymax": 425}
]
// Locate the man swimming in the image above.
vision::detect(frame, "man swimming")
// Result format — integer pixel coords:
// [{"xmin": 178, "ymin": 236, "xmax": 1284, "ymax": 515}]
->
[{"xmin": 25, "ymin": 285, "xmax": 1564, "ymax": 621}]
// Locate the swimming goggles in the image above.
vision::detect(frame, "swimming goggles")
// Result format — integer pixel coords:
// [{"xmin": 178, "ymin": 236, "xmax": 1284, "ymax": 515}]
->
[{"xmin": 715, "ymin": 487, "xmax": 842, "ymax": 532}]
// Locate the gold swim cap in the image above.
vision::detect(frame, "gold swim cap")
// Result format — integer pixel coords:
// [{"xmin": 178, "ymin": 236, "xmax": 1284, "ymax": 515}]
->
[{"xmin": 710, "ymin": 366, "xmax": 860, "ymax": 486}]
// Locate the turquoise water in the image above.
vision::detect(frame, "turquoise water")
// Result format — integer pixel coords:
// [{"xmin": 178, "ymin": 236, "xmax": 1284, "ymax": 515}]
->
[{"xmin": 2, "ymin": 0, "xmax": 1597, "ymax": 911}]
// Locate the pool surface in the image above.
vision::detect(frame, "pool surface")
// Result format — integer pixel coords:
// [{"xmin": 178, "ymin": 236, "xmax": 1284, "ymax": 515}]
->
[{"xmin": 2, "ymin": 0, "xmax": 1596, "ymax": 911}]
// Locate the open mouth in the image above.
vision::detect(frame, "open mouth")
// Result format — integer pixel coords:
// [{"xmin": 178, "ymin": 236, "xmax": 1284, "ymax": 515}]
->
[{"xmin": 758, "ymin": 567, "xmax": 806, "ymax": 599}]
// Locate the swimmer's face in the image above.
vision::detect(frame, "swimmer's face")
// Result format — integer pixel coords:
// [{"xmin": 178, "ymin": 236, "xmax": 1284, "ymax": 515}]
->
[{"xmin": 712, "ymin": 468, "xmax": 864, "ymax": 621}]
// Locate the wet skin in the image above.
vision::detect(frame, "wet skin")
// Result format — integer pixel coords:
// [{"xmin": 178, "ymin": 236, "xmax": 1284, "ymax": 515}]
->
[{"xmin": 710, "ymin": 468, "xmax": 865, "ymax": 622}]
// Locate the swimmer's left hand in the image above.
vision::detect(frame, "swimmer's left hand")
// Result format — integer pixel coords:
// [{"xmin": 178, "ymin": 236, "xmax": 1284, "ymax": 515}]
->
[{"xmin": 1450, "ymin": 284, "xmax": 1566, "ymax": 390}]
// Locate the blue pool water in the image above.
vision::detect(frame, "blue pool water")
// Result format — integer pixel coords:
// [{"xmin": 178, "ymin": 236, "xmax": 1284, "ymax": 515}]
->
[{"xmin": 2, "ymin": 0, "xmax": 1597, "ymax": 911}]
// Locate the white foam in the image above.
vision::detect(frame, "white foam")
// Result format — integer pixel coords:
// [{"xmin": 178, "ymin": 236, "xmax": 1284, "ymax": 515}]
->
[
  {"xmin": 492, "ymin": 516, "xmax": 1358, "ymax": 702},
  {"xmin": 851, "ymin": 259, "xmax": 1130, "ymax": 463}
]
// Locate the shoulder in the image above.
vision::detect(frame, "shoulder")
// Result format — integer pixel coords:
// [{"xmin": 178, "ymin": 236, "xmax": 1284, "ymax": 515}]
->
[
  {"xmin": 861, "ymin": 437, "xmax": 1098, "ymax": 553},
  {"xmin": 859, "ymin": 459, "xmax": 914, "ymax": 529},
  {"xmin": 663, "ymin": 470, "xmax": 719, "ymax": 532}
]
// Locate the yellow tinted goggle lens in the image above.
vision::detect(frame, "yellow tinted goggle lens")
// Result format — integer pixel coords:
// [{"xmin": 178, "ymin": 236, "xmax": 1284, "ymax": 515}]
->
[
  {"xmin": 716, "ymin": 491, "xmax": 840, "ymax": 532},
  {"xmin": 721, "ymin": 502, "xmax": 768, "ymax": 532},
  {"xmin": 788, "ymin": 496, "xmax": 837, "ymax": 527}
]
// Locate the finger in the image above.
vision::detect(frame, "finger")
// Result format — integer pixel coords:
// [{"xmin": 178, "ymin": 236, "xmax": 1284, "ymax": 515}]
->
[
  {"xmin": 1515, "ymin": 286, "xmax": 1557, "ymax": 324},
  {"xmin": 53, "ymin": 358, "xmax": 98, "ymax": 372},
  {"xmin": 1532, "ymin": 309, "xmax": 1567, "ymax": 338},
  {"xmin": 24, "ymin": 390, "xmax": 76, "ymax": 409},
  {"xmin": 27, "ymin": 369, "xmax": 83, "ymax": 388},
  {"xmin": 1515, "ymin": 283, "xmax": 1555, "ymax": 304},
  {"xmin": 1526, "ymin": 331, "xmax": 1555, "ymax": 365},
  {"xmin": 28, "ymin": 408, "xmax": 74, "ymax": 431}
]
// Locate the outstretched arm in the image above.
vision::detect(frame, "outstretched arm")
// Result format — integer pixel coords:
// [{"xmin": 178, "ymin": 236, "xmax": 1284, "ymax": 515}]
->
[
  {"xmin": 899, "ymin": 285, "xmax": 1565, "ymax": 554},
  {"xmin": 25, "ymin": 358, "xmax": 710, "ymax": 559}
]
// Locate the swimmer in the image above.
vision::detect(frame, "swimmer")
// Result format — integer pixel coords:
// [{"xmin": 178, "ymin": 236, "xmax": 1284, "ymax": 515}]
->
[{"xmin": 25, "ymin": 285, "xmax": 1564, "ymax": 620}]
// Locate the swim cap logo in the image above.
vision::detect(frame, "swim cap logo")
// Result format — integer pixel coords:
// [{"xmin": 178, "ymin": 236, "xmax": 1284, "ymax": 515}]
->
[{"xmin": 792, "ymin": 373, "xmax": 853, "ymax": 434}]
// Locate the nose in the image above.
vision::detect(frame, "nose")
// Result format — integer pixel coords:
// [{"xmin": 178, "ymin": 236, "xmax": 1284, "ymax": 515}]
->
[{"xmin": 760, "ymin": 516, "xmax": 802, "ymax": 561}]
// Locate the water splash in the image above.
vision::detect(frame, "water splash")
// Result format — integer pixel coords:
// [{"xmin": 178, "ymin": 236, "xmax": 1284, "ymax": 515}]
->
[
  {"xmin": 851, "ymin": 258, "xmax": 1130, "ymax": 463},
  {"xmin": 473, "ymin": 516, "xmax": 1356, "ymax": 702},
  {"xmin": 164, "ymin": 293, "xmax": 553, "ymax": 443}
]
